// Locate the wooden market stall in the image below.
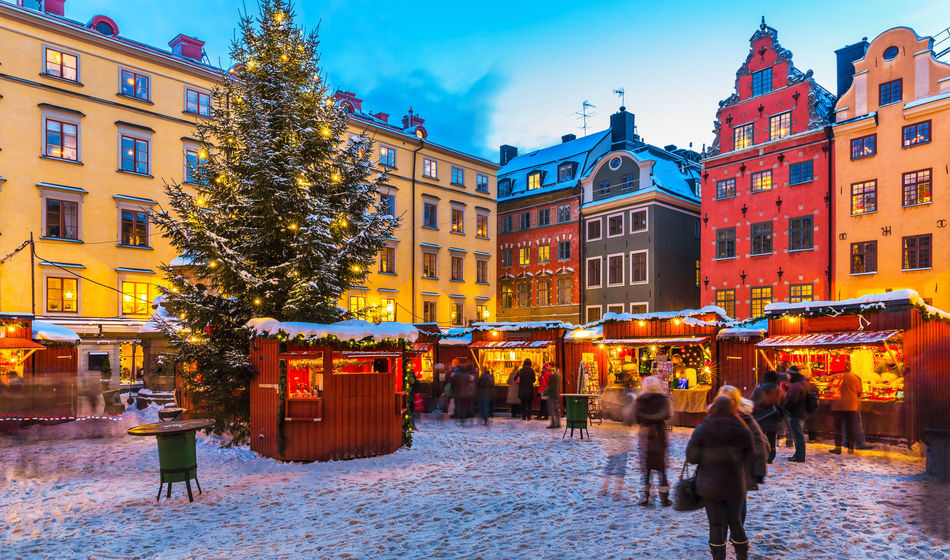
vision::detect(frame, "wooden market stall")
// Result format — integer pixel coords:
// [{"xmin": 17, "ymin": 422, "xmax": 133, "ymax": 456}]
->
[
  {"xmin": 758, "ymin": 290, "xmax": 950, "ymax": 443},
  {"xmin": 715, "ymin": 320, "xmax": 767, "ymax": 396},
  {"xmin": 248, "ymin": 318, "xmax": 418, "ymax": 462},
  {"xmin": 407, "ymin": 323, "xmax": 439, "ymax": 411}
]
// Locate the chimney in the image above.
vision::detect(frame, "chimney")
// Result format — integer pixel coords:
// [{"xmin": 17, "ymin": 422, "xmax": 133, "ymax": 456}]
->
[
  {"xmin": 401, "ymin": 108, "xmax": 425, "ymax": 129},
  {"xmin": 609, "ymin": 107, "xmax": 638, "ymax": 151},
  {"xmin": 43, "ymin": 0, "xmax": 66, "ymax": 16},
  {"xmin": 169, "ymin": 34, "xmax": 205, "ymax": 62},
  {"xmin": 835, "ymin": 38, "xmax": 870, "ymax": 98},
  {"xmin": 332, "ymin": 90, "xmax": 363, "ymax": 113},
  {"xmin": 561, "ymin": 134, "xmax": 576, "ymax": 143},
  {"xmin": 371, "ymin": 112, "xmax": 389, "ymax": 123},
  {"xmin": 500, "ymin": 144, "xmax": 518, "ymax": 166}
]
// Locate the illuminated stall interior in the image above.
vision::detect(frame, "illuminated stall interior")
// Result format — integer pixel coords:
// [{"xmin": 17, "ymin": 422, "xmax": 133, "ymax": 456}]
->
[{"xmin": 473, "ymin": 341, "xmax": 554, "ymax": 386}]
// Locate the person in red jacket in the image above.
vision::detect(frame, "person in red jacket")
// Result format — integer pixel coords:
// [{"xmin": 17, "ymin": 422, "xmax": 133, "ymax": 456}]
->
[
  {"xmin": 536, "ymin": 364, "xmax": 551, "ymax": 420},
  {"xmin": 830, "ymin": 364, "xmax": 863, "ymax": 454}
]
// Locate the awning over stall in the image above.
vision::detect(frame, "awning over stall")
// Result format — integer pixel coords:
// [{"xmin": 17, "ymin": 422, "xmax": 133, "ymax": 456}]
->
[
  {"xmin": 0, "ymin": 338, "xmax": 45, "ymax": 350},
  {"xmin": 599, "ymin": 337, "xmax": 709, "ymax": 346},
  {"xmin": 756, "ymin": 330, "xmax": 901, "ymax": 348},
  {"xmin": 409, "ymin": 343, "xmax": 433, "ymax": 353},
  {"xmin": 470, "ymin": 341, "xmax": 553, "ymax": 349}
]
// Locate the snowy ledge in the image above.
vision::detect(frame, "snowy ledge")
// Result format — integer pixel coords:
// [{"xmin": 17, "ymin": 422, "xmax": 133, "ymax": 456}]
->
[
  {"xmin": 246, "ymin": 318, "xmax": 419, "ymax": 343},
  {"xmin": 32, "ymin": 320, "xmax": 81, "ymax": 345}
]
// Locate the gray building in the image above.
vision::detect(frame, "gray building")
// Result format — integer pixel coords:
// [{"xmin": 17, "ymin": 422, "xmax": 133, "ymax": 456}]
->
[{"xmin": 580, "ymin": 108, "xmax": 701, "ymax": 321}]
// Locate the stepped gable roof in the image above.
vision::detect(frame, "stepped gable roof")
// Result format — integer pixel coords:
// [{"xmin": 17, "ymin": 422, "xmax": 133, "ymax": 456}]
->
[{"xmin": 498, "ymin": 130, "xmax": 611, "ymax": 202}]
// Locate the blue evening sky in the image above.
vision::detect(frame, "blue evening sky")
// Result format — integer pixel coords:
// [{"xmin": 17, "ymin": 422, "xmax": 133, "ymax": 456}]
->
[{"xmin": 50, "ymin": 0, "xmax": 950, "ymax": 161}]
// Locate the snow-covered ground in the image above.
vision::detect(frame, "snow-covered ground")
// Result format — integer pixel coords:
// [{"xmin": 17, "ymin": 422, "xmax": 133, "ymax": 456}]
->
[{"xmin": 2, "ymin": 410, "xmax": 948, "ymax": 559}]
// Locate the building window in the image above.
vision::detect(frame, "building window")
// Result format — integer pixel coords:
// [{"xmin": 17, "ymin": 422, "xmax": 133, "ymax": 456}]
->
[
  {"xmin": 902, "ymin": 234, "xmax": 932, "ymax": 270},
  {"xmin": 538, "ymin": 278, "xmax": 551, "ymax": 306},
  {"xmin": 850, "ymin": 241, "xmax": 877, "ymax": 274},
  {"xmin": 423, "ymin": 202, "xmax": 438, "ymax": 228},
  {"xmin": 518, "ymin": 247, "xmax": 530, "ymax": 266},
  {"xmin": 587, "ymin": 258, "xmax": 602, "ymax": 288},
  {"xmin": 185, "ymin": 88, "xmax": 211, "ymax": 116},
  {"xmin": 423, "ymin": 158, "xmax": 438, "ymax": 179},
  {"xmin": 789, "ymin": 284, "xmax": 814, "ymax": 303},
  {"xmin": 45, "ymin": 199, "xmax": 79, "ymax": 240},
  {"xmin": 751, "ymin": 67, "xmax": 772, "ymax": 96},
  {"xmin": 557, "ymin": 276, "xmax": 573, "ymax": 305},
  {"xmin": 121, "ymin": 281, "xmax": 150, "ymax": 315},
  {"xmin": 557, "ymin": 204, "xmax": 571, "ymax": 223},
  {"xmin": 630, "ymin": 250, "xmax": 647, "ymax": 284},
  {"xmin": 606, "ymin": 254, "xmax": 624, "ymax": 286},
  {"xmin": 520, "ymin": 212, "xmax": 531, "ymax": 230},
  {"xmin": 451, "ymin": 166, "xmax": 465, "ymax": 186},
  {"xmin": 476, "ymin": 303, "xmax": 489, "ymax": 321},
  {"xmin": 45, "ymin": 47, "xmax": 78, "ymax": 82},
  {"xmin": 450, "ymin": 255, "xmax": 464, "ymax": 281},
  {"xmin": 607, "ymin": 214, "xmax": 623, "ymax": 237},
  {"xmin": 498, "ymin": 179, "xmax": 512, "ymax": 197},
  {"xmin": 349, "ymin": 295, "xmax": 367, "ymax": 316},
  {"xmin": 476, "ymin": 259, "xmax": 488, "ymax": 284},
  {"xmin": 379, "ymin": 246, "xmax": 395, "ymax": 274},
  {"xmin": 879, "ymin": 79, "xmax": 902, "ymax": 106},
  {"xmin": 558, "ymin": 163, "xmax": 574, "ymax": 182},
  {"xmin": 500, "ymin": 248, "xmax": 512, "ymax": 267},
  {"xmin": 695, "ymin": 260, "xmax": 701, "ymax": 288},
  {"xmin": 587, "ymin": 219, "xmax": 602, "ymax": 241},
  {"xmin": 517, "ymin": 281, "xmax": 531, "ymax": 307},
  {"xmin": 788, "ymin": 161, "xmax": 813, "ymax": 185},
  {"xmin": 619, "ymin": 173, "xmax": 637, "ymax": 190},
  {"xmin": 558, "ymin": 240, "xmax": 571, "ymax": 261},
  {"xmin": 451, "ymin": 207, "xmax": 464, "ymax": 233},
  {"xmin": 850, "ymin": 180, "xmax": 877, "ymax": 215},
  {"xmin": 45, "ymin": 119, "xmax": 79, "ymax": 161},
  {"xmin": 716, "ymin": 178, "xmax": 736, "ymax": 200},
  {"xmin": 902, "ymin": 169, "xmax": 932, "ymax": 206},
  {"xmin": 120, "ymin": 209, "xmax": 149, "ymax": 247},
  {"xmin": 851, "ymin": 134, "xmax": 876, "ymax": 159},
  {"xmin": 380, "ymin": 298, "xmax": 396, "ymax": 322},
  {"xmin": 788, "ymin": 216, "xmax": 814, "ymax": 251},
  {"xmin": 902, "ymin": 121, "xmax": 931, "ymax": 148},
  {"xmin": 713, "ymin": 290, "xmax": 735, "ymax": 318},
  {"xmin": 750, "ymin": 286, "xmax": 772, "ymax": 318},
  {"xmin": 380, "ymin": 145, "xmax": 397, "ymax": 168},
  {"xmin": 716, "ymin": 227, "xmax": 736, "ymax": 259},
  {"xmin": 538, "ymin": 208, "xmax": 550, "ymax": 226},
  {"xmin": 46, "ymin": 277, "xmax": 78, "ymax": 313},
  {"xmin": 450, "ymin": 302, "xmax": 463, "ymax": 326},
  {"xmin": 422, "ymin": 252, "xmax": 437, "ymax": 278},
  {"xmin": 751, "ymin": 222, "xmax": 773, "ymax": 255},
  {"xmin": 733, "ymin": 123, "xmax": 754, "ymax": 150},
  {"xmin": 380, "ymin": 193, "xmax": 395, "ymax": 216},
  {"xmin": 476, "ymin": 173, "xmax": 489, "ymax": 193},
  {"xmin": 184, "ymin": 148, "xmax": 209, "ymax": 185},
  {"xmin": 630, "ymin": 209, "xmax": 647, "ymax": 233},
  {"xmin": 769, "ymin": 111, "xmax": 791, "ymax": 140},
  {"xmin": 586, "ymin": 306, "xmax": 602, "ymax": 323},
  {"xmin": 500, "ymin": 283, "xmax": 514, "ymax": 308},
  {"xmin": 120, "ymin": 69, "xmax": 150, "ymax": 100},
  {"xmin": 476, "ymin": 213, "xmax": 489, "ymax": 238},
  {"xmin": 596, "ymin": 180, "xmax": 610, "ymax": 195},
  {"xmin": 538, "ymin": 244, "xmax": 550, "ymax": 263},
  {"xmin": 501, "ymin": 215, "xmax": 513, "ymax": 233},
  {"xmin": 750, "ymin": 170, "xmax": 772, "ymax": 192},
  {"xmin": 527, "ymin": 171, "xmax": 542, "ymax": 190},
  {"xmin": 120, "ymin": 136, "xmax": 149, "ymax": 174},
  {"xmin": 423, "ymin": 301, "xmax": 437, "ymax": 323}
]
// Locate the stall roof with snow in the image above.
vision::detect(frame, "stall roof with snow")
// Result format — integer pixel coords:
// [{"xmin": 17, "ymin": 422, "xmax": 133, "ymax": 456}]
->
[
  {"xmin": 246, "ymin": 318, "xmax": 418, "ymax": 343},
  {"xmin": 763, "ymin": 289, "xmax": 950, "ymax": 321},
  {"xmin": 470, "ymin": 320, "xmax": 575, "ymax": 333},
  {"xmin": 31, "ymin": 320, "xmax": 81, "ymax": 345}
]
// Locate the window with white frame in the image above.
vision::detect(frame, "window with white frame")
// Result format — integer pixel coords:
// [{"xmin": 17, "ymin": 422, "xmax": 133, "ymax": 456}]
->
[
  {"xmin": 423, "ymin": 158, "xmax": 438, "ymax": 179},
  {"xmin": 607, "ymin": 254, "xmax": 624, "ymax": 286},
  {"xmin": 46, "ymin": 276, "xmax": 78, "ymax": 313},
  {"xmin": 607, "ymin": 214, "xmax": 624, "ymax": 237},
  {"xmin": 586, "ymin": 257, "xmax": 602, "ymax": 288},
  {"xmin": 606, "ymin": 304, "xmax": 625, "ymax": 315},
  {"xmin": 630, "ymin": 250, "xmax": 648, "ymax": 284},
  {"xmin": 380, "ymin": 145, "xmax": 397, "ymax": 167},
  {"xmin": 586, "ymin": 305, "xmax": 602, "ymax": 323},
  {"xmin": 630, "ymin": 303, "xmax": 648, "ymax": 313},
  {"xmin": 630, "ymin": 209, "xmax": 647, "ymax": 233},
  {"xmin": 184, "ymin": 144, "xmax": 208, "ymax": 184},
  {"xmin": 587, "ymin": 218, "xmax": 602, "ymax": 241}
]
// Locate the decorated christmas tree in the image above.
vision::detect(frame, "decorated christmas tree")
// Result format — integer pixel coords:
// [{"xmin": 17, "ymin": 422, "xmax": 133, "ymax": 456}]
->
[{"xmin": 152, "ymin": 0, "xmax": 398, "ymax": 443}]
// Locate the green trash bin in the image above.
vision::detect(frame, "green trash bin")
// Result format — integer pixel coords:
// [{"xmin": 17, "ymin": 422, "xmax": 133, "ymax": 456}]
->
[
  {"xmin": 562, "ymin": 394, "xmax": 591, "ymax": 439},
  {"xmin": 129, "ymin": 419, "xmax": 214, "ymax": 502}
]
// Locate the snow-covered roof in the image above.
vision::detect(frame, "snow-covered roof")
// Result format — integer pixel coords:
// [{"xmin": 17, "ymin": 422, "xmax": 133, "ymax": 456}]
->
[
  {"xmin": 600, "ymin": 306, "xmax": 732, "ymax": 325},
  {"xmin": 470, "ymin": 320, "xmax": 576, "ymax": 332},
  {"xmin": 440, "ymin": 333, "xmax": 472, "ymax": 346},
  {"xmin": 904, "ymin": 91, "xmax": 950, "ymax": 110},
  {"xmin": 31, "ymin": 320, "xmax": 81, "ymax": 345},
  {"xmin": 247, "ymin": 318, "xmax": 418, "ymax": 343},
  {"xmin": 717, "ymin": 318, "xmax": 768, "ymax": 340},
  {"xmin": 168, "ymin": 256, "xmax": 194, "ymax": 267},
  {"xmin": 764, "ymin": 289, "xmax": 950, "ymax": 321},
  {"xmin": 498, "ymin": 130, "xmax": 611, "ymax": 202},
  {"xmin": 564, "ymin": 324, "xmax": 603, "ymax": 341},
  {"xmin": 581, "ymin": 145, "xmax": 700, "ymax": 207}
]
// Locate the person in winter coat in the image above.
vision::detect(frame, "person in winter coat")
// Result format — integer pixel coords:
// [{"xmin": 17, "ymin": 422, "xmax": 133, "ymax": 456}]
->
[
  {"xmin": 506, "ymin": 367, "xmax": 521, "ymax": 418},
  {"xmin": 476, "ymin": 367, "xmax": 495, "ymax": 425},
  {"xmin": 718, "ymin": 386, "xmax": 769, "ymax": 492},
  {"xmin": 516, "ymin": 359, "xmax": 536, "ymax": 421},
  {"xmin": 686, "ymin": 395, "xmax": 755, "ymax": 560},
  {"xmin": 830, "ymin": 364, "xmax": 863, "ymax": 454},
  {"xmin": 536, "ymin": 365, "xmax": 551, "ymax": 420},
  {"xmin": 634, "ymin": 376, "xmax": 672, "ymax": 506},
  {"xmin": 782, "ymin": 367, "xmax": 809, "ymax": 462},
  {"xmin": 750, "ymin": 370, "xmax": 785, "ymax": 463},
  {"xmin": 455, "ymin": 364, "xmax": 476, "ymax": 425},
  {"xmin": 546, "ymin": 367, "xmax": 562, "ymax": 429}
]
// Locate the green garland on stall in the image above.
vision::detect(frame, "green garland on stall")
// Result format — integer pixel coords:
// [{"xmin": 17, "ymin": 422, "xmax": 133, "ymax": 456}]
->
[
  {"xmin": 402, "ymin": 360, "xmax": 415, "ymax": 448},
  {"xmin": 266, "ymin": 331, "xmax": 412, "ymax": 351}
]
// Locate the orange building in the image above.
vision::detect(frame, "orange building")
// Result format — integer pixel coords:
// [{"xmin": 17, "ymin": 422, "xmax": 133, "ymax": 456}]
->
[{"xmin": 832, "ymin": 27, "xmax": 950, "ymax": 308}]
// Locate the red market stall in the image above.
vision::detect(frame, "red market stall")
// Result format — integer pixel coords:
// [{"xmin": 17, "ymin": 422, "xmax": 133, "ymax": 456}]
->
[
  {"xmin": 715, "ymin": 320, "xmax": 767, "ymax": 396},
  {"xmin": 408, "ymin": 324, "xmax": 439, "ymax": 411},
  {"xmin": 758, "ymin": 290, "xmax": 950, "ymax": 443},
  {"xmin": 248, "ymin": 318, "xmax": 418, "ymax": 462}
]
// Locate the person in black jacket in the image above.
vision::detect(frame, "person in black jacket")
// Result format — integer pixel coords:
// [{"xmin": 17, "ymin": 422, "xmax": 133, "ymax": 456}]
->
[
  {"xmin": 782, "ymin": 367, "xmax": 809, "ymax": 462},
  {"xmin": 635, "ymin": 376, "xmax": 673, "ymax": 506},
  {"xmin": 476, "ymin": 367, "xmax": 495, "ymax": 425},
  {"xmin": 686, "ymin": 395, "xmax": 755, "ymax": 560},
  {"xmin": 751, "ymin": 370, "xmax": 786, "ymax": 463},
  {"xmin": 516, "ymin": 359, "xmax": 536, "ymax": 421}
]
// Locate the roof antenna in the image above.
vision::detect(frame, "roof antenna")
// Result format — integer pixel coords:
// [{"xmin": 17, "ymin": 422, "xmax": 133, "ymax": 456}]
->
[
  {"xmin": 575, "ymin": 100, "xmax": 596, "ymax": 135},
  {"xmin": 760, "ymin": 16, "xmax": 767, "ymax": 30},
  {"xmin": 613, "ymin": 87, "xmax": 625, "ymax": 109}
]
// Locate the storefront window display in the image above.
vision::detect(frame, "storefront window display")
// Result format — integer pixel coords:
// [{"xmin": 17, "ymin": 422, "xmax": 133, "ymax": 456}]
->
[
  {"xmin": 475, "ymin": 344, "xmax": 554, "ymax": 386},
  {"xmin": 286, "ymin": 355, "xmax": 324, "ymax": 399},
  {"xmin": 605, "ymin": 342, "xmax": 712, "ymax": 390}
]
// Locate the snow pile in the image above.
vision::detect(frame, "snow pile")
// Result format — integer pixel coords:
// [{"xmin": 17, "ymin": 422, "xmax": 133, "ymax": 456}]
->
[
  {"xmin": 31, "ymin": 320, "xmax": 80, "ymax": 345},
  {"xmin": 717, "ymin": 318, "xmax": 768, "ymax": 340},
  {"xmin": 601, "ymin": 305, "xmax": 732, "ymax": 325},
  {"xmin": 765, "ymin": 289, "xmax": 950, "ymax": 321},
  {"xmin": 140, "ymin": 296, "xmax": 178, "ymax": 334},
  {"xmin": 246, "ymin": 318, "xmax": 418, "ymax": 342},
  {"xmin": 440, "ymin": 328, "xmax": 472, "ymax": 346}
]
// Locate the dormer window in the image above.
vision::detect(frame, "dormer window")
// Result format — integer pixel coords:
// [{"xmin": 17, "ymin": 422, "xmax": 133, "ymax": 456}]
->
[
  {"xmin": 751, "ymin": 67, "xmax": 772, "ymax": 96},
  {"xmin": 527, "ymin": 171, "xmax": 542, "ymax": 190},
  {"xmin": 557, "ymin": 162, "xmax": 574, "ymax": 182},
  {"xmin": 499, "ymin": 178, "xmax": 512, "ymax": 197}
]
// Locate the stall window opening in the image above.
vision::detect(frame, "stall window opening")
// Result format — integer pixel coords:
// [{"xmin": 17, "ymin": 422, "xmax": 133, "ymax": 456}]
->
[
  {"xmin": 332, "ymin": 353, "xmax": 393, "ymax": 375},
  {"xmin": 287, "ymin": 356, "xmax": 323, "ymax": 398}
]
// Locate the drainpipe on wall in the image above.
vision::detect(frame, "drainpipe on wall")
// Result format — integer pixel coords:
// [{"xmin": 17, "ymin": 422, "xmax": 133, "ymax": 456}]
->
[
  {"xmin": 824, "ymin": 125, "xmax": 834, "ymax": 301},
  {"xmin": 410, "ymin": 139, "xmax": 425, "ymax": 322}
]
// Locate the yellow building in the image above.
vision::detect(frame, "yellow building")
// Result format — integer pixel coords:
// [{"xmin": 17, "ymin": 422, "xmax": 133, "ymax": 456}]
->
[
  {"xmin": 0, "ymin": 1, "xmax": 220, "ymax": 379},
  {"xmin": 334, "ymin": 92, "xmax": 498, "ymax": 327},
  {"xmin": 833, "ymin": 27, "xmax": 950, "ymax": 308}
]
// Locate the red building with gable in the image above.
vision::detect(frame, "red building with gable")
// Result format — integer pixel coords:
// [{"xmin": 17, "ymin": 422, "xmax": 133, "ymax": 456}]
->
[{"xmin": 701, "ymin": 19, "xmax": 836, "ymax": 319}]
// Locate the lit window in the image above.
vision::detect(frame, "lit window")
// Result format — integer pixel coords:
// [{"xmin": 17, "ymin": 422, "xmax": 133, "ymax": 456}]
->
[
  {"xmin": 850, "ymin": 134, "xmax": 876, "ymax": 159},
  {"xmin": 120, "ymin": 69, "xmax": 150, "ymax": 100},
  {"xmin": 902, "ymin": 121, "xmax": 931, "ymax": 148},
  {"xmin": 451, "ymin": 207, "xmax": 464, "ymax": 233},
  {"xmin": 423, "ymin": 301, "xmax": 437, "ymax": 322},
  {"xmin": 122, "ymin": 281, "xmax": 150, "ymax": 315},
  {"xmin": 527, "ymin": 172, "xmax": 542, "ymax": 190},
  {"xmin": 518, "ymin": 247, "xmax": 530, "ymax": 266},
  {"xmin": 422, "ymin": 252, "xmax": 437, "ymax": 278},
  {"xmin": 716, "ymin": 178, "xmax": 736, "ymax": 199},
  {"xmin": 121, "ymin": 136, "xmax": 149, "ymax": 174},
  {"xmin": 185, "ymin": 88, "xmax": 211, "ymax": 116},
  {"xmin": 557, "ymin": 276, "xmax": 573, "ymax": 305},
  {"xmin": 45, "ymin": 47, "xmax": 78, "ymax": 82},
  {"xmin": 733, "ymin": 123, "xmax": 754, "ymax": 150},
  {"xmin": 476, "ymin": 213, "xmax": 489, "ymax": 238},
  {"xmin": 537, "ymin": 278, "xmax": 551, "ymax": 306},
  {"xmin": 476, "ymin": 303, "xmax": 489, "ymax": 320},
  {"xmin": 715, "ymin": 289, "xmax": 735, "ymax": 318},
  {"xmin": 850, "ymin": 241, "xmax": 877, "ymax": 274},
  {"xmin": 769, "ymin": 111, "xmax": 791, "ymax": 140},
  {"xmin": 789, "ymin": 284, "xmax": 813, "ymax": 303},
  {"xmin": 517, "ymin": 281, "xmax": 532, "ymax": 307},
  {"xmin": 46, "ymin": 277, "xmax": 78, "ymax": 313},
  {"xmin": 379, "ymin": 246, "xmax": 395, "ymax": 274},
  {"xmin": 380, "ymin": 298, "xmax": 396, "ymax": 322},
  {"xmin": 500, "ymin": 283, "xmax": 514, "ymax": 308},
  {"xmin": 349, "ymin": 295, "xmax": 367, "ymax": 316},
  {"xmin": 902, "ymin": 169, "xmax": 932, "ymax": 207},
  {"xmin": 751, "ymin": 170, "xmax": 772, "ymax": 192},
  {"xmin": 185, "ymin": 148, "xmax": 208, "ymax": 184},
  {"xmin": 850, "ymin": 180, "xmax": 877, "ymax": 215},
  {"xmin": 450, "ymin": 302, "xmax": 463, "ymax": 326},
  {"xmin": 45, "ymin": 119, "xmax": 79, "ymax": 161},
  {"xmin": 750, "ymin": 286, "xmax": 772, "ymax": 318},
  {"xmin": 538, "ymin": 244, "xmax": 550, "ymax": 263},
  {"xmin": 902, "ymin": 234, "xmax": 932, "ymax": 270}
]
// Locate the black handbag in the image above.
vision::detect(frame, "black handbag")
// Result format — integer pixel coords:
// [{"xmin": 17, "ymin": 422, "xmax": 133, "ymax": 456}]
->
[
  {"xmin": 673, "ymin": 461, "xmax": 703, "ymax": 512},
  {"xmin": 754, "ymin": 404, "xmax": 782, "ymax": 424}
]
